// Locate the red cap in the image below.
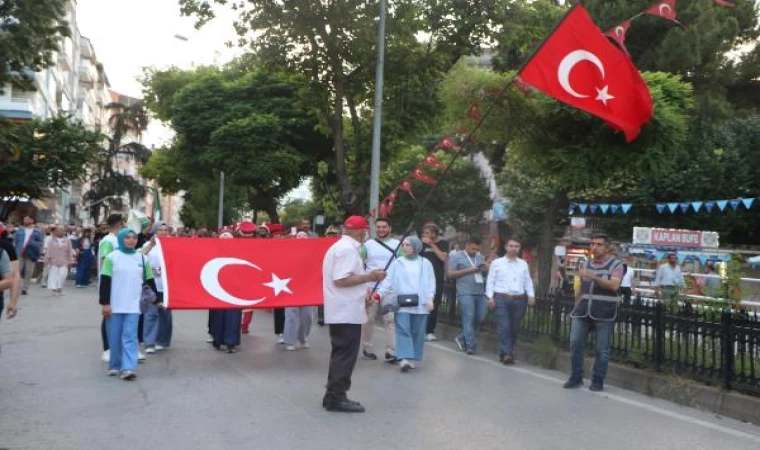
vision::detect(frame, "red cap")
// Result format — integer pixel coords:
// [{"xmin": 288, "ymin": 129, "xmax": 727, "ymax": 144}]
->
[
  {"xmin": 344, "ymin": 215, "xmax": 369, "ymax": 230},
  {"xmin": 236, "ymin": 221, "xmax": 257, "ymax": 235},
  {"xmin": 269, "ymin": 223, "xmax": 285, "ymax": 235}
]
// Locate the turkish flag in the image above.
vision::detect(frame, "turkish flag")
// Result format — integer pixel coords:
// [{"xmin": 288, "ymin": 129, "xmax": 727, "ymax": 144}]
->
[
  {"xmin": 713, "ymin": 0, "xmax": 735, "ymax": 7},
  {"xmin": 519, "ymin": 5, "xmax": 653, "ymax": 142},
  {"xmin": 399, "ymin": 179, "xmax": 415, "ymax": 198},
  {"xmin": 410, "ymin": 167, "xmax": 438, "ymax": 185},
  {"xmin": 422, "ymin": 153, "xmax": 447, "ymax": 170},
  {"xmin": 644, "ymin": 0, "xmax": 679, "ymax": 23},
  {"xmin": 604, "ymin": 19, "xmax": 632, "ymax": 56},
  {"xmin": 159, "ymin": 237, "xmax": 337, "ymax": 309},
  {"xmin": 437, "ymin": 135, "xmax": 462, "ymax": 152}
]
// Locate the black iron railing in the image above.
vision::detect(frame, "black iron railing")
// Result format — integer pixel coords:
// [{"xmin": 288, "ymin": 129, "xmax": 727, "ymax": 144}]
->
[{"xmin": 438, "ymin": 287, "xmax": 760, "ymax": 395}]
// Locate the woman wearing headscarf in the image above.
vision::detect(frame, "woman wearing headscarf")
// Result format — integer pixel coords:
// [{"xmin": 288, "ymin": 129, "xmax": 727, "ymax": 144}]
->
[
  {"xmin": 208, "ymin": 231, "xmax": 243, "ymax": 353},
  {"xmin": 99, "ymin": 228, "xmax": 159, "ymax": 380},
  {"xmin": 45, "ymin": 225, "xmax": 73, "ymax": 296},
  {"xmin": 74, "ymin": 228, "xmax": 94, "ymax": 288},
  {"xmin": 377, "ymin": 236, "xmax": 435, "ymax": 372},
  {"xmin": 283, "ymin": 231, "xmax": 314, "ymax": 351}
]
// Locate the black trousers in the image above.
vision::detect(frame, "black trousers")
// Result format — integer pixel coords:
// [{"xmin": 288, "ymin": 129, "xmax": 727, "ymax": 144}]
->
[
  {"xmin": 326, "ymin": 324, "xmax": 362, "ymax": 400},
  {"xmin": 620, "ymin": 287, "xmax": 632, "ymax": 304},
  {"xmin": 426, "ymin": 282, "xmax": 444, "ymax": 334},
  {"xmin": 274, "ymin": 308, "xmax": 285, "ymax": 335}
]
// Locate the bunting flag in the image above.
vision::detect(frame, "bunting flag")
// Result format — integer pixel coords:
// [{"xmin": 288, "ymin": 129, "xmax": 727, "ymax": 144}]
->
[
  {"xmin": 644, "ymin": 0, "xmax": 681, "ymax": 25},
  {"xmin": 465, "ymin": 103, "xmax": 482, "ymax": 121},
  {"xmin": 713, "ymin": 0, "xmax": 735, "ymax": 7},
  {"xmin": 589, "ymin": 204, "xmax": 599, "ymax": 214},
  {"xmin": 691, "ymin": 201, "xmax": 703, "ymax": 212},
  {"xmin": 569, "ymin": 204, "xmax": 576, "ymax": 215},
  {"xmin": 437, "ymin": 135, "xmax": 462, "ymax": 152},
  {"xmin": 742, "ymin": 198, "xmax": 755, "ymax": 210},
  {"xmin": 677, "ymin": 253, "xmax": 686, "ymax": 264},
  {"xmin": 399, "ymin": 180, "xmax": 416, "ymax": 199},
  {"xmin": 704, "ymin": 201, "xmax": 715, "ymax": 212},
  {"xmin": 386, "ymin": 198, "xmax": 396, "ymax": 215},
  {"xmin": 667, "ymin": 202, "xmax": 678, "ymax": 213},
  {"xmin": 604, "ymin": 19, "xmax": 632, "ymax": 56},
  {"xmin": 716, "ymin": 200, "xmax": 728, "ymax": 211},
  {"xmin": 378, "ymin": 200, "xmax": 389, "ymax": 218},
  {"xmin": 599, "ymin": 203, "xmax": 610, "ymax": 214},
  {"xmin": 729, "ymin": 199, "xmax": 741, "ymax": 211},
  {"xmin": 579, "ymin": 203, "xmax": 588, "ymax": 214},
  {"xmin": 656, "ymin": 203, "xmax": 666, "ymax": 214},
  {"xmin": 610, "ymin": 204, "xmax": 620, "ymax": 214},
  {"xmin": 621, "ymin": 203, "xmax": 633, "ymax": 214},
  {"xmin": 679, "ymin": 202, "xmax": 690, "ymax": 213},
  {"xmin": 422, "ymin": 153, "xmax": 447, "ymax": 171},
  {"xmin": 387, "ymin": 190, "xmax": 398, "ymax": 202},
  {"xmin": 410, "ymin": 167, "xmax": 438, "ymax": 185}
]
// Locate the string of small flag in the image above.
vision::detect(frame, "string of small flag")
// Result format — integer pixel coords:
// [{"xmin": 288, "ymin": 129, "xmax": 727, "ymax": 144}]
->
[{"xmin": 569, "ymin": 197, "xmax": 757, "ymax": 216}]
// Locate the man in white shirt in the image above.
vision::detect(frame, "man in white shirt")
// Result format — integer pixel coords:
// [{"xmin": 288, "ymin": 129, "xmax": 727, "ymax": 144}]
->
[
  {"xmin": 486, "ymin": 238, "xmax": 535, "ymax": 365},
  {"xmin": 322, "ymin": 215, "xmax": 385, "ymax": 413},
  {"xmin": 360, "ymin": 217, "xmax": 399, "ymax": 362},
  {"xmin": 654, "ymin": 253, "xmax": 685, "ymax": 300}
]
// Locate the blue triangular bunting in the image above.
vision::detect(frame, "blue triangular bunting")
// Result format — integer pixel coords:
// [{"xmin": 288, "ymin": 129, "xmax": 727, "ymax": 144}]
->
[
  {"xmin": 741, "ymin": 198, "xmax": 755, "ymax": 210},
  {"xmin": 568, "ymin": 203, "xmax": 576, "ymax": 215},
  {"xmin": 667, "ymin": 202, "xmax": 678, "ymax": 213},
  {"xmin": 679, "ymin": 203, "xmax": 690, "ymax": 213},
  {"xmin": 691, "ymin": 201, "xmax": 703, "ymax": 212},
  {"xmin": 599, "ymin": 204, "xmax": 610, "ymax": 214},
  {"xmin": 730, "ymin": 199, "xmax": 741, "ymax": 211},
  {"xmin": 705, "ymin": 201, "xmax": 715, "ymax": 212},
  {"xmin": 716, "ymin": 200, "xmax": 728, "ymax": 211},
  {"xmin": 589, "ymin": 204, "xmax": 599, "ymax": 214},
  {"xmin": 621, "ymin": 203, "xmax": 632, "ymax": 214},
  {"xmin": 655, "ymin": 251, "xmax": 665, "ymax": 260},
  {"xmin": 677, "ymin": 254, "xmax": 686, "ymax": 264},
  {"xmin": 656, "ymin": 203, "xmax": 666, "ymax": 214},
  {"xmin": 610, "ymin": 204, "xmax": 620, "ymax": 214},
  {"xmin": 698, "ymin": 256, "xmax": 707, "ymax": 265},
  {"xmin": 579, "ymin": 203, "xmax": 588, "ymax": 214}
]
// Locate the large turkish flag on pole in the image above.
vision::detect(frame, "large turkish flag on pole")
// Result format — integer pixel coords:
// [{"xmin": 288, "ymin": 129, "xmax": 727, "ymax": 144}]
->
[
  {"xmin": 519, "ymin": 4, "xmax": 653, "ymax": 142},
  {"xmin": 159, "ymin": 237, "xmax": 337, "ymax": 309}
]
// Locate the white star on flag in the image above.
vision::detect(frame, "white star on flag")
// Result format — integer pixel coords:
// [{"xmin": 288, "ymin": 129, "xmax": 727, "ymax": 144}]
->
[
  {"xmin": 595, "ymin": 86, "xmax": 615, "ymax": 105},
  {"xmin": 263, "ymin": 273, "xmax": 293, "ymax": 296}
]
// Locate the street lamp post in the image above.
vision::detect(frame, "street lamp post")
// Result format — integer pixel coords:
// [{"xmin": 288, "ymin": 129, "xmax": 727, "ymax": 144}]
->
[{"xmin": 368, "ymin": 0, "xmax": 387, "ymax": 234}]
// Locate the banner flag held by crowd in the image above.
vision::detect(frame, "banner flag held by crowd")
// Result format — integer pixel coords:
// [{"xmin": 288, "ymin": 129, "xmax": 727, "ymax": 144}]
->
[{"xmin": 160, "ymin": 237, "xmax": 336, "ymax": 309}]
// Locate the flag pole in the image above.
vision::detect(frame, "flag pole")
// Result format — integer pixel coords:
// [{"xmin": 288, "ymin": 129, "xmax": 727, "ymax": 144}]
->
[{"xmin": 369, "ymin": 3, "xmax": 582, "ymax": 294}]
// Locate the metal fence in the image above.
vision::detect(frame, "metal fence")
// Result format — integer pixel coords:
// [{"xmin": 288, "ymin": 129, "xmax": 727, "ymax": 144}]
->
[{"xmin": 438, "ymin": 287, "xmax": 760, "ymax": 395}]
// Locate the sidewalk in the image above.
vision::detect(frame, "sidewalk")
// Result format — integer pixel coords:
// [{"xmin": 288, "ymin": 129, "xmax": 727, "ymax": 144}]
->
[{"xmin": 1, "ymin": 281, "xmax": 759, "ymax": 450}]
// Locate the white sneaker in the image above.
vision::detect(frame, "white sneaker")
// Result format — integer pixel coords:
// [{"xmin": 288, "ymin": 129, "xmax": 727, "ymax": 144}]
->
[
  {"xmin": 106, "ymin": 369, "xmax": 119, "ymax": 377},
  {"xmin": 101, "ymin": 350, "xmax": 110, "ymax": 362},
  {"xmin": 206, "ymin": 336, "xmax": 214, "ymax": 343},
  {"xmin": 400, "ymin": 359, "xmax": 412, "ymax": 372},
  {"xmin": 300, "ymin": 340, "xmax": 310, "ymax": 349},
  {"xmin": 286, "ymin": 345, "xmax": 296, "ymax": 351},
  {"xmin": 426, "ymin": 333, "xmax": 437, "ymax": 342},
  {"xmin": 155, "ymin": 345, "xmax": 166, "ymax": 351},
  {"xmin": 276, "ymin": 334, "xmax": 285, "ymax": 344},
  {"xmin": 138, "ymin": 351, "xmax": 147, "ymax": 361},
  {"xmin": 145, "ymin": 347, "xmax": 156, "ymax": 354}
]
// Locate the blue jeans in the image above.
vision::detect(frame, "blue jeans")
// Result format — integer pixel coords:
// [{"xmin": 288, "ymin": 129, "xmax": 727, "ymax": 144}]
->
[
  {"xmin": 107, "ymin": 313, "xmax": 140, "ymax": 371},
  {"xmin": 569, "ymin": 317, "xmax": 615, "ymax": 381},
  {"xmin": 75, "ymin": 250, "xmax": 92, "ymax": 286},
  {"xmin": 395, "ymin": 313, "xmax": 428, "ymax": 361},
  {"xmin": 457, "ymin": 294, "xmax": 487, "ymax": 351},
  {"xmin": 143, "ymin": 304, "xmax": 160, "ymax": 347},
  {"xmin": 495, "ymin": 296, "xmax": 527, "ymax": 356}
]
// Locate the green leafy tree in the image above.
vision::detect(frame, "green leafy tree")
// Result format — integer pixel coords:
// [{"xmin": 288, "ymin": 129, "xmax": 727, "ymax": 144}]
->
[
  {"xmin": 0, "ymin": 116, "xmax": 102, "ymax": 219},
  {"xmin": 0, "ymin": 0, "xmax": 70, "ymax": 94}
]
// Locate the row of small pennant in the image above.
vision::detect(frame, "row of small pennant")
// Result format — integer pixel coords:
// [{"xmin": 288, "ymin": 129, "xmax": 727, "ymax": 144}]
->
[{"xmin": 569, "ymin": 198, "xmax": 756, "ymax": 215}]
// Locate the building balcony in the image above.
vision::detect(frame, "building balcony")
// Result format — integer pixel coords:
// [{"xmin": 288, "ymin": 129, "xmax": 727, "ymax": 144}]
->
[{"xmin": 79, "ymin": 60, "xmax": 95, "ymax": 85}]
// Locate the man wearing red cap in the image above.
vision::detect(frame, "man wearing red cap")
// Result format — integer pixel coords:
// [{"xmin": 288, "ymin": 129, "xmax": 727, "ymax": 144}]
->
[
  {"xmin": 234, "ymin": 221, "xmax": 258, "ymax": 334},
  {"xmin": 322, "ymin": 215, "xmax": 386, "ymax": 413}
]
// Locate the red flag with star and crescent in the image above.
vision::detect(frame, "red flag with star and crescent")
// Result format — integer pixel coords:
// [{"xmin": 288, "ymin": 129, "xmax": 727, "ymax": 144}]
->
[
  {"xmin": 604, "ymin": 19, "xmax": 632, "ymax": 56},
  {"xmin": 644, "ymin": 0, "xmax": 680, "ymax": 23},
  {"xmin": 410, "ymin": 167, "xmax": 438, "ymax": 185},
  {"xmin": 422, "ymin": 153, "xmax": 447, "ymax": 171},
  {"xmin": 159, "ymin": 237, "xmax": 337, "ymax": 309},
  {"xmin": 519, "ymin": 4, "xmax": 653, "ymax": 142}
]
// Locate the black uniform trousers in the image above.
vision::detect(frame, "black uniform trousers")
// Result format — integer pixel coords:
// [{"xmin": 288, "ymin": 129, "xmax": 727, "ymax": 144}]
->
[{"xmin": 325, "ymin": 323, "xmax": 362, "ymax": 400}]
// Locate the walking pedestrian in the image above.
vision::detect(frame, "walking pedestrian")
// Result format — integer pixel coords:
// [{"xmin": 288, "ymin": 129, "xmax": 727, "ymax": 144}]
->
[
  {"xmin": 448, "ymin": 236, "xmax": 489, "ymax": 355},
  {"xmin": 322, "ymin": 215, "xmax": 385, "ymax": 413},
  {"xmin": 486, "ymin": 238, "xmax": 535, "ymax": 365},
  {"xmin": 563, "ymin": 234, "xmax": 624, "ymax": 392},
  {"xmin": 99, "ymin": 227, "xmax": 159, "ymax": 380},
  {"xmin": 420, "ymin": 223, "xmax": 449, "ymax": 341},
  {"xmin": 0, "ymin": 238, "xmax": 17, "ymax": 319},
  {"xmin": 0, "ymin": 223, "xmax": 21, "ymax": 319},
  {"xmin": 75, "ymin": 228, "xmax": 94, "ymax": 288},
  {"xmin": 98, "ymin": 214, "xmax": 125, "ymax": 363},
  {"xmin": 284, "ymin": 231, "xmax": 314, "ymax": 351},
  {"xmin": 377, "ymin": 236, "xmax": 435, "ymax": 373},
  {"xmin": 45, "ymin": 226, "xmax": 73, "ymax": 296},
  {"xmin": 14, "ymin": 216, "xmax": 43, "ymax": 295},
  {"xmin": 360, "ymin": 217, "xmax": 399, "ymax": 362},
  {"xmin": 268, "ymin": 223, "xmax": 287, "ymax": 343},
  {"xmin": 620, "ymin": 257, "xmax": 635, "ymax": 304},
  {"xmin": 141, "ymin": 224, "xmax": 172, "ymax": 353},
  {"xmin": 654, "ymin": 253, "xmax": 684, "ymax": 300},
  {"xmin": 209, "ymin": 231, "xmax": 243, "ymax": 353},
  {"xmin": 236, "ymin": 220, "xmax": 257, "ymax": 335}
]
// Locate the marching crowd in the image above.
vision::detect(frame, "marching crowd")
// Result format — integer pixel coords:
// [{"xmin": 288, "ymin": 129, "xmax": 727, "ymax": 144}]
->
[{"xmin": 1, "ymin": 212, "xmax": 629, "ymax": 413}]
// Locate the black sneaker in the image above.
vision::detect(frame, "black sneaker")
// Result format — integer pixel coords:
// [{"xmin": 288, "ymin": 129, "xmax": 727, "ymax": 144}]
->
[
  {"xmin": 21, "ymin": 289, "xmax": 27, "ymax": 295},
  {"xmin": 454, "ymin": 336, "xmax": 465, "ymax": 352},
  {"xmin": 323, "ymin": 396, "xmax": 365, "ymax": 413},
  {"xmin": 466, "ymin": 349, "xmax": 476, "ymax": 355},
  {"xmin": 563, "ymin": 378, "xmax": 584, "ymax": 389},
  {"xmin": 362, "ymin": 350, "xmax": 378, "ymax": 360},
  {"xmin": 589, "ymin": 379, "xmax": 604, "ymax": 392},
  {"xmin": 384, "ymin": 352, "xmax": 399, "ymax": 363}
]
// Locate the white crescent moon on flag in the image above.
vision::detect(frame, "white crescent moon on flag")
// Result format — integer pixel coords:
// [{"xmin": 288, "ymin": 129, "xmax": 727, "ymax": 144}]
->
[
  {"xmin": 659, "ymin": 3, "xmax": 672, "ymax": 17},
  {"xmin": 557, "ymin": 50, "xmax": 606, "ymax": 98},
  {"xmin": 615, "ymin": 26, "xmax": 625, "ymax": 38},
  {"xmin": 200, "ymin": 257, "xmax": 266, "ymax": 307}
]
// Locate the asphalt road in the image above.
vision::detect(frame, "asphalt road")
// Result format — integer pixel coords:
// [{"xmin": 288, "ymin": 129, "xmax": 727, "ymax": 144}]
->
[{"xmin": 1, "ymin": 282, "xmax": 759, "ymax": 450}]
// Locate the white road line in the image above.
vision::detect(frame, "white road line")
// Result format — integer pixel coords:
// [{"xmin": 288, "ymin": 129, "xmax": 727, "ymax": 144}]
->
[{"xmin": 425, "ymin": 337, "xmax": 760, "ymax": 443}]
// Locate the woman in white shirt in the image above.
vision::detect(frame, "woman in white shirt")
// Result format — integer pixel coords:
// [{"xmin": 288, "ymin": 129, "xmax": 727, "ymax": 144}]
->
[
  {"xmin": 99, "ymin": 228, "xmax": 159, "ymax": 380},
  {"xmin": 141, "ymin": 224, "xmax": 172, "ymax": 353},
  {"xmin": 378, "ymin": 236, "xmax": 435, "ymax": 372}
]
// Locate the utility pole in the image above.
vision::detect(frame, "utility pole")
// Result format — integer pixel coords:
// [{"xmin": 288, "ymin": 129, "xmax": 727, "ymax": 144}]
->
[
  {"xmin": 217, "ymin": 171, "xmax": 224, "ymax": 230},
  {"xmin": 368, "ymin": 0, "xmax": 387, "ymax": 235}
]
